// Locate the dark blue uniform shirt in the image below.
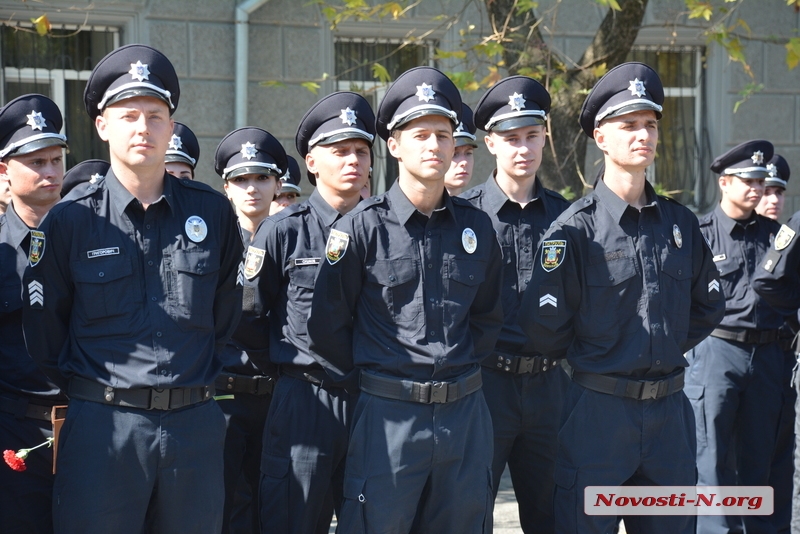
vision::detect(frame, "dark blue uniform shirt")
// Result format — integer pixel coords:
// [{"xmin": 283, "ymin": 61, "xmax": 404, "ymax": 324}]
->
[
  {"xmin": 700, "ymin": 204, "xmax": 782, "ymax": 329},
  {"xmin": 518, "ymin": 179, "xmax": 724, "ymax": 377},
  {"xmin": 0, "ymin": 205, "xmax": 64, "ymax": 401},
  {"xmin": 307, "ymin": 181, "xmax": 504, "ymax": 383},
  {"xmin": 461, "ymin": 175, "xmax": 570, "ymax": 355},
  {"xmin": 753, "ymin": 213, "xmax": 800, "ymax": 314},
  {"xmin": 22, "ymin": 170, "xmax": 244, "ymax": 390},
  {"xmin": 255, "ymin": 189, "xmax": 341, "ymax": 369},
  {"xmin": 223, "ymin": 226, "xmax": 273, "ymax": 376}
]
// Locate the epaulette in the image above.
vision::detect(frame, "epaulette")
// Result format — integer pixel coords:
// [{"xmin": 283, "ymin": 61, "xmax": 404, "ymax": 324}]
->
[
  {"xmin": 269, "ymin": 201, "xmax": 309, "ymax": 225},
  {"xmin": 61, "ymin": 177, "xmax": 104, "ymax": 202},
  {"xmin": 349, "ymin": 194, "xmax": 386, "ymax": 216},
  {"xmin": 698, "ymin": 212, "xmax": 713, "ymax": 227},
  {"xmin": 554, "ymin": 194, "xmax": 596, "ymax": 225},
  {"xmin": 657, "ymin": 194, "xmax": 681, "ymax": 204},
  {"xmin": 451, "ymin": 195, "xmax": 483, "ymax": 211},
  {"xmin": 176, "ymin": 176, "xmax": 226, "ymax": 198},
  {"xmin": 459, "ymin": 186, "xmax": 482, "ymax": 201},
  {"xmin": 542, "ymin": 187, "xmax": 568, "ymax": 203}
]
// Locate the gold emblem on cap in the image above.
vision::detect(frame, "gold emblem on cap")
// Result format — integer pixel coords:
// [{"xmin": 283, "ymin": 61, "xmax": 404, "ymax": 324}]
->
[
  {"xmin": 673, "ymin": 224, "xmax": 683, "ymax": 249},
  {"xmin": 128, "ymin": 60, "xmax": 150, "ymax": 82}
]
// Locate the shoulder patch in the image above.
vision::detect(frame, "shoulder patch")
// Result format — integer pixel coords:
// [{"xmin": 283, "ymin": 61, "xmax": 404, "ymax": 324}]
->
[
  {"xmin": 325, "ymin": 229, "xmax": 350, "ymax": 265},
  {"xmin": 28, "ymin": 230, "xmax": 45, "ymax": 267},
  {"xmin": 244, "ymin": 246, "xmax": 266, "ymax": 279},
  {"xmin": 774, "ymin": 224, "xmax": 796, "ymax": 251},
  {"xmin": 540, "ymin": 239, "xmax": 566, "ymax": 272}
]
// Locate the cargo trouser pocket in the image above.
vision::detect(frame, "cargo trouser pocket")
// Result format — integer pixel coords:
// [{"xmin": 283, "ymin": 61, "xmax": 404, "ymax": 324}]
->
[
  {"xmin": 554, "ymin": 463, "xmax": 578, "ymax": 533},
  {"xmin": 259, "ymin": 454, "xmax": 290, "ymax": 533},
  {"xmin": 683, "ymin": 384, "xmax": 706, "ymax": 448},
  {"xmin": 340, "ymin": 476, "xmax": 368, "ymax": 533}
]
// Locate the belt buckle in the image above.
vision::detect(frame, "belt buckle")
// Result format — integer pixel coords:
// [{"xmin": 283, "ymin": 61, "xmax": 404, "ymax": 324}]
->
[
  {"xmin": 149, "ymin": 388, "xmax": 170, "ymax": 410},
  {"xmin": 428, "ymin": 382, "xmax": 448, "ymax": 404},
  {"xmin": 517, "ymin": 357, "xmax": 535, "ymax": 374},
  {"xmin": 639, "ymin": 380, "xmax": 659, "ymax": 400}
]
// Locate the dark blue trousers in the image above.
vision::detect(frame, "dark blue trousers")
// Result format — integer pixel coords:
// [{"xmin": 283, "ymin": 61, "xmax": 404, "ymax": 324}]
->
[
  {"xmin": 337, "ymin": 388, "xmax": 494, "ymax": 534},
  {"xmin": 482, "ymin": 366, "xmax": 568, "ymax": 533},
  {"xmin": 554, "ymin": 380, "xmax": 697, "ymax": 534},
  {"xmin": 259, "ymin": 376, "xmax": 353, "ymax": 534},
  {"xmin": 686, "ymin": 336, "xmax": 783, "ymax": 534},
  {"xmin": 218, "ymin": 392, "xmax": 271, "ymax": 534},
  {"xmin": 0, "ymin": 409, "xmax": 55, "ymax": 533},
  {"xmin": 768, "ymin": 349, "xmax": 796, "ymax": 534},
  {"xmin": 52, "ymin": 398, "xmax": 226, "ymax": 534}
]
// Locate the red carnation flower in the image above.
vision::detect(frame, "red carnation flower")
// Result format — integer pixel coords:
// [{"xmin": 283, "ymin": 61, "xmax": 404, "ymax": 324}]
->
[{"xmin": 3, "ymin": 449, "xmax": 26, "ymax": 472}]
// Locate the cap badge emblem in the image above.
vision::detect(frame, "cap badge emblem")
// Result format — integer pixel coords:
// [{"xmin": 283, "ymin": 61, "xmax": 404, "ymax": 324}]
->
[
  {"xmin": 185, "ymin": 216, "xmax": 208, "ymax": 243},
  {"xmin": 339, "ymin": 107, "xmax": 357, "ymax": 126},
  {"xmin": 169, "ymin": 135, "xmax": 183, "ymax": 151},
  {"xmin": 416, "ymin": 83, "xmax": 435, "ymax": 103},
  {"xmin": 767, "ymin": 163, "xmax": 777, "ymax": 178},
  {"xmin": 456, "ymin": 121, "xmax": 465, "ymax": 133},
  {"xmin": 462, "ymin": 228, "xmax": 477, "ymax": 254},
  {"xmin": 628, "ymin": 78, "xmax": 646, "ymax": 97},
  {"xmin": 751, "ymin": 150, "xmax": 764, "ymax": 165},
  {"xmin": 240, "ymin": 142, "xmax": 257, "ymax": 160},
  {"xmin": 26, "ymin": 110, "xmax": 46, "ymax": 131},
  {"xmin": 89, "ymin": 173, "xmax": 103, "ymax": 184},
  {"xmin": 129, "ymin": 60, "xmax": 150, "ymax": 82},
  {"xmin": 508, "ymin": 92, "xmax": 526, "ymax": 112}
]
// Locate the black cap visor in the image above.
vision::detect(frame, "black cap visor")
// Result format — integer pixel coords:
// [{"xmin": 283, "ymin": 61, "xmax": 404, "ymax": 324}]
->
[
  {"xmin": 6, "ymin": 136, "xmax": 67, "ymax": 159},
  {"xmin": 489, "ymin": 115, "xmax": 546, "ymax": 133},
  {"xmin": 226, "ymin": 164, "xmax": 280, "ymax": 180},
  {"xmin": 103, "ymin": 87, "xmax": 173, "ymax": 112}
]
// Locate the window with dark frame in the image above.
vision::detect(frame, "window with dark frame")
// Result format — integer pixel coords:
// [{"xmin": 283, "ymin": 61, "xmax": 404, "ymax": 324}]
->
[{"xmin": 1, "ymin": 23, "xmax": 119, "ymax": 169}]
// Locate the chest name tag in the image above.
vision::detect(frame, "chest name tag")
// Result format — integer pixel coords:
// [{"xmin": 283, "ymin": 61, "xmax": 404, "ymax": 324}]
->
[
  {"xmin": 87, "ymin": 247, "xmax": 120, "ymax": 259},
  {"xmin": 712, "ymin": 254, "xmax": 726, "ymax": 263},
  {"xmin": 294, "ymin": 257, "xmax": 321, "ymax": 267}
]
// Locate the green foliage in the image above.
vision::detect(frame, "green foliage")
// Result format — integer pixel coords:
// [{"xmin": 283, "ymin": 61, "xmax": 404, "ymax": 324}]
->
[
  {"xmin": 594, "ymin": 0, "xmax": 621, "ymax": 10},
  {"xmin": 558, "ymin": 186, "xmax": 577, "ymax": 201},
  {"xmin": 787, "ymin": 37, "xmax": 800, "ymax": 70},
  {"xmin": 733, "ymin": 82, "xmax": 764, "ymax": 113},
  {"xmin": 372, "ymin": 62, "xmax": 392, "ymax": 84}
]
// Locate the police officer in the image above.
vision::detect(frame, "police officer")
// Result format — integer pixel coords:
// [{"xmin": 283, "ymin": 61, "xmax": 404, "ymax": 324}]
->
[
  {"xmin": 461, "ymin": 75, "xmax": 570, "ymax": 533},
  {"xmin": 214, "ymin": 127, "xmax": 287, "ymax": 534},
  {"xmin": 518, "ymin": 62, "xmax": 724, "ymax": 534},
  {"xmin": 0, "ymin": 93, "xmax": 68, "ymax": 534},
  {"xmin": 307, "ymin": 67, "xmax": 504, "ymax": 533},
  {"xmin": 254, "ymin": 91, "xmax": 373, "ymax": 534},
  {"xmin": 270, "ymin": 154, "xmax": 302, "ymax": 215},
  {"xmin": 165, "ymin": 121, "xmax": 200, "ymax": 180},
  {"xmin": 444, "ymin": 102, "xmax": 478, "ymax": 196},
  {"xmin": 22, "ymin": 44, "xmax": 244, "ymax": 533},
  {"xmin": 754, "ymin": 154, "xmax": 795, "ymax": 534},
  {"xmin": 61, "ymin": 159, "xmax": 110, "ymax": 198},
  {"xmin": 686, "ymin": 140, "xmax": 783, "ymax": 534}
]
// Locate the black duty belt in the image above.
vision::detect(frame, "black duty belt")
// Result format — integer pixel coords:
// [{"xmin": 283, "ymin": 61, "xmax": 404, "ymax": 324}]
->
[
  {"xmin": 215, "ymin": 373, "xmax": 274, "ymax": 396},
  {"xmin": 0, "ymin": 396, "xmax": 54, "ymax": 421},
  {"xmin": 571, "ymin": 369, "xmax": 684, "ymax": 401},
  {"xmin": 68, "ymin": 376, "xmax": 214, "ymax": 411},
  {"xmin": 359, "ymin": 369, "xmax": 482, "ymax": 405},
  {"xmin": 280, "ymin": 365, "xmax": 346, "ymax": 389},
  {"xmin": 710, "ymin": 327, "xmax": 780, "ymax": 345},
  {"xmin": 482, "ymin": 353, "xmax": 561, "ymax": 375}
]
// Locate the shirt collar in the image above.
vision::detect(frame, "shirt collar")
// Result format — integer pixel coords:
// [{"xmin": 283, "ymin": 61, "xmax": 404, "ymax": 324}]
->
[
  {"xmin": 714, "ymin": 203, "xmax": 756, "ymax": 235},
  {"xmin": 105, "ymin": 168, "xmax": 173, "ymax": 215},
  {"xmin": 4, "ymin": 202, "xmax": 33, "ymax": 248},
  {"xmin": 308, "ymin": 188, "xmax": 341, "ymax": 228},
  {"xmin": 387, "ymin": 180, "xmax": 457, "ymax": 225},
  {"xmin": 484, "ymin": 172, "xmax": 543, "ymax": 215},
  {"xmin": 595, "ymin": 177, "xmax": 659, "ymax": 224}
]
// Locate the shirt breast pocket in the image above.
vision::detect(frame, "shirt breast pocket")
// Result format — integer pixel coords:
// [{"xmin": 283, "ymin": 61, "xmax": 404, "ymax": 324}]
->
[
  {"xmin": 171, "ymin": 248, "xmax": 221, "ymax": 330},
  {"xmin": 584, "ymin": 256, "xmax": 638, "ymax": 331},
  {"xmin": 364, "ymin": 259, "xmax": 421, "ymax": 327},
  {"xmin": 0, "ymin": 283, "xmax": 21, "ymax": 314},
  {"xmin": 661, "ymin": 252, "xmax": 693, "ymax": 337},
  {"xmin": 714, "ymin": 257, "xmax": 742, "ymax": 300},
  {"xmin": 446, "ymin": 258, "xmax": 486, "ymax": 315},
  {"xmin": 71, "ymin": 256, "xmax": 139, "ymax": 321},
  {"xmin": 287, "ymin": 265, "xmax": 317, "ymax": 330}
]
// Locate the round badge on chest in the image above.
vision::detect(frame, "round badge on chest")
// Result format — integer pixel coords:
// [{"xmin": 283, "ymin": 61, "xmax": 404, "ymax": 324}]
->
[
  {"xmin": 185, "ymin": 215, "xmax": 208, "ymax": 243},
  {"xmin": 462, "ymin": 227, "xmax": 477, "ymax": 254}
]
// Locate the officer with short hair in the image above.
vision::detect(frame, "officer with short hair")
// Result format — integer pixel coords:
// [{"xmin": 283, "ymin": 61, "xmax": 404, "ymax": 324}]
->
[
  {"xmin": 754, "ymin": 154, "xmax": 795, "ymax": 534},
  {"xmin": 307, "ymin": 67, "xmax": 504, "ymax": 533},
  {"xmin": 22, "ymin": 44, "xmax": 244, "ymax": 533},
  {"xmin": 61, "ymin": 159, "xmax": 110, "ymax": 198},
  {"xmin": 165, "ymin": 121, "xmax": 199, "ymax": 180},
  {"xmin": 0, "ymin": 93, "xmax": 68, "ymax": 534},
  {"xmin": 518, "ymin": 62, "xmax": 724, "ymax": 534},
  {"xmin": 214, "ymin": 127, "xmax": 287, "ymax": 534},
  {"xmin": 270, "ymin": 154, "xmax": 302, "ymax": 215},
  {"xmin": 687, "ymin": 139, "xmax": 783, "ymax": 534},
  {"xmin": 444, "ymin": 103, "xmax": 478, "ymax": 196},
  {"xmin": 255, "ymin": 91, "xmax": 374, "ymax": 534},
  {"xmin": 462, "ymin": 75, "xmax": 570, "ymax": 533}
]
